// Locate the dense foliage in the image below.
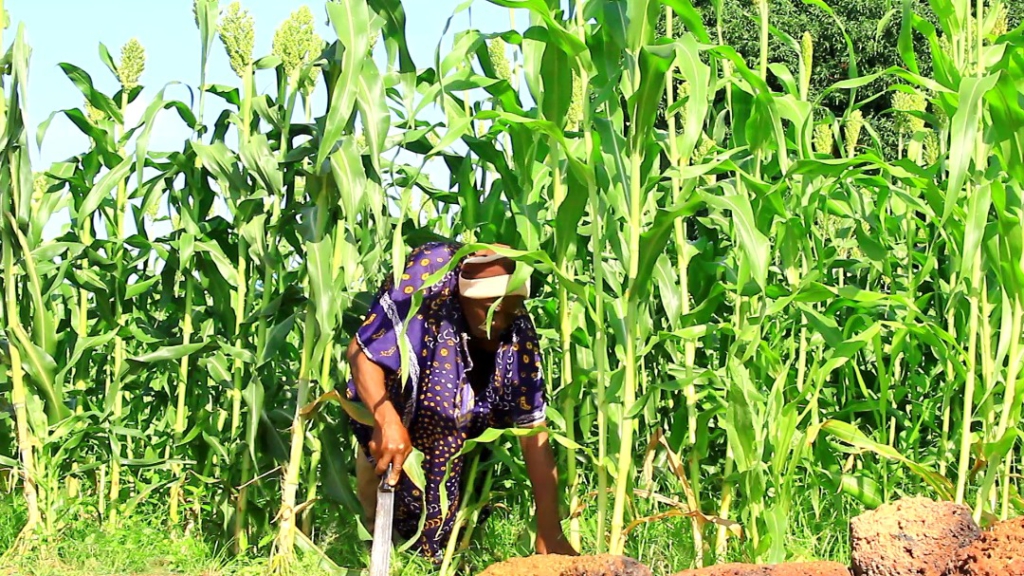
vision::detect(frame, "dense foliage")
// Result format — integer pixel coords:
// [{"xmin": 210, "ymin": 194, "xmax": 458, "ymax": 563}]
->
[
  {"xmin": 2, "ymin": 0, "xmax": 1024, "ymax": 575},
  {"xmin": 659, "ymin": 0, "xmax": 1023, "ymax": 153}
]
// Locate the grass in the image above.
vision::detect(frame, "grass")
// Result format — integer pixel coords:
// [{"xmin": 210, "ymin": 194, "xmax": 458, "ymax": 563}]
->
[{"xmin": 0, "ymin": 483, "xmax": 858, "ymax": 576}]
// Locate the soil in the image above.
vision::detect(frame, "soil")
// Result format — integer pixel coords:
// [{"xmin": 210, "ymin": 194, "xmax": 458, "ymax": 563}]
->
[
  {"xmin": 475, "ymin": 497, "xmax": 1024, "ymax": 576},
  {"xmin": 476, "ymin": 554, "xmax": 653, "ymax": 576},
  {"xmin": 849, "ymin": 497, "xmax": 980, "ymax": 576},
  {"xmin": 945, "ymin": 516, "xmax": 1024, "ymax": 576},
  {"xmin": 671, "ymin": 561, "xmax": 851, "ymax": 575}
]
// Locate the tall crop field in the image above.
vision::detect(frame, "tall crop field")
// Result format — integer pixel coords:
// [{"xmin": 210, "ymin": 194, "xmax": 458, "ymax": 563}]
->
[{"xmin": 2, "ymin": 0, "xmax": 1024, "ymax": 574}]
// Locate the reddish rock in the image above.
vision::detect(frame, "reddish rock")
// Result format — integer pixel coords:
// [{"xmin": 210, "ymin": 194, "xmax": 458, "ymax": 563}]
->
[
  {"xmin": 946, "ymin": 516, "xmax": 1024, "ymax": 576},
  {"xmin": 849, "ymin": 497, "xmax": 980, "ymax": 576},
  {"xmin": 477, "ymin": 554, "xmax": 652, "ymax": 576},
  {"xmin": 671, "ymin": 561, "xmax": 850, "ymax": 575}
]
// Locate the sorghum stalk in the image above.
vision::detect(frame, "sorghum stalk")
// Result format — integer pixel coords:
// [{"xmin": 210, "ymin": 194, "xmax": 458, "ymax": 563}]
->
[
  {"xmin": 717, "ymin": 445, "xmax": 735, "ymax": 558},
  {"xmin": 270, "ymin": 177, "xmax": 331, "ymax": 568},
  {"xmin": 609, "ymin": 141, "xmax": 643, "ymax": 556},
  {"xmin": 170, "ymin": 277, "xmax": 194, "ymax": 525},
  {"xmin": 940, "ymin": 286, "xmax": 958, "ymax": 477},
  {"xmin": 956, "ymin": 0, "xmax": 987, "ymax": 507},
  {"xmin": 8, "ymin": 343, "xmax": 40, "ymax": 537},
  {"xmin": 664, "ymin": 6, "xmax": 703, "ymax": 565},
  {"xmin": 574, "ymin": 0, "xmax": 609, "ymax": 552},
  {"xmin": 3, "ymin": 177, "xmax": 41, "ymax": 540},
  {"xmin": 441, "ymin": 453, "xmax": 482, "ymax": 575},
  {"xmin": 756, "ymin": 0, "xmax": 769, "ymax": 81},
  {"xmin": 109, "ymin": 37, "xmax": 144, "ymax": 525},
  {"xmin": 956, "ymin": 235, "xmax": 982, "ymax": 506},
  {"xmin": 996, "ymin": 301, "xmax": 1023, "ymax": 518},
  {"xmin": 974, "ymin": 278, "xmax": 1000, "ymax": 519},
  {"xmin": 219, "ymin": 4, "xmax": 255, "ymax": 545},
  {"xmin": 275, "ymin": 8, "xmax": 325, "ymax": 537},
  {"xmin": 550, "ymin": 143, "xmax": 580, "ymax": 549}
]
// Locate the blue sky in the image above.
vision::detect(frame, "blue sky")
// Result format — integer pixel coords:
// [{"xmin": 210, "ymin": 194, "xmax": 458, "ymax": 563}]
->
[
  {"xmin": 5, "ymin": 0, "xmax": 529, "ymax": 239},
  {"xmin": 7, "ymin": 0, "xmax": 521, "ymax": 167}
]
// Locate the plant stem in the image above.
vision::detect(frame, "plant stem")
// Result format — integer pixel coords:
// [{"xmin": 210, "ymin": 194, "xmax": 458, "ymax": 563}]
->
[
  {"xmin": 4, "ymin": 216, "xmax": 41, "ymax": 540},
  {"xmin": 956, "ymin": 252, "xmax": 981, "ymax": 504},
  {"xmin": 663, "ymin": 6, "xmax": 703, "ymax": 563},
  {"xmin": 108, "ymin": 87, "xmax": 130, "ymax": 528},
  {"xmin": 609, "ymin": 146, "xmax": 643, "ymax": 555},
  {"xmin": 170, "ymin": 278, "xmax": 194, "ymax": 525},
  {"xmin": 758, "ymin": 0, "xmax": 769, "ymax": 80},
  {"xmin": 717, "ymin": 445, "xmax": 735, "ymax": 559},
  {"xmin": 574, "ymin": 0, "xmax": 608, "ymax": 552},
  {"xmin": 549, "ymin": 143, "xmax": 580, "ymax": 549}
]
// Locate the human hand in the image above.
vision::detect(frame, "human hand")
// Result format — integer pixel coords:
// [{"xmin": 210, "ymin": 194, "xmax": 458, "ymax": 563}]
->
[
  {"xmin": 535, "ymin": 529, "xmax": 579, "ymax": 556},
  {"xmin": 367, "ymin": 410, "xmax": 411, "ymax": 486}
]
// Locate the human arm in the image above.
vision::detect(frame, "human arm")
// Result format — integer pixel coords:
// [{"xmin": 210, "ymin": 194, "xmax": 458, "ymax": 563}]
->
[
  {"xmin": 502, "ymin": 317, "xmax": 576, "ymax": 554},
  {"xmin": 346, "ymin": 337, "xmax": 409, "ymax": 486},
  {"xmin": 520, "ymin": 422, "xmax": 578, "ymax": 556},
  {"xmin": 341, "ymin": 243, "xmax": 459, "ymax": 485}
]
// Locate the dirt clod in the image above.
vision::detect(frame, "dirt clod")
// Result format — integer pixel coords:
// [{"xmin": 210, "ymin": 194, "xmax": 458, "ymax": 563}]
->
[
  {"xmin": 477, "ymin": 554, "xmax": 652, "ymax": 576},
  {"xmin": 849, "ymin": 497, "xmax": 980, "ymax": 576},
  {"xmin": 671, "ymin": 561, "xmax": 850, "ymax": 576},
  {"xmin": 946, "ymin": 516, "xmax": 1024, "ymax": 576}
]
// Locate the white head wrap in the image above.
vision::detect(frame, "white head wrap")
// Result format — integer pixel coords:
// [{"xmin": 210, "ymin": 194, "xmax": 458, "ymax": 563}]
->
[{"xmin": 458, "ymin": 253, "xmax": 531, "ymax": 299}]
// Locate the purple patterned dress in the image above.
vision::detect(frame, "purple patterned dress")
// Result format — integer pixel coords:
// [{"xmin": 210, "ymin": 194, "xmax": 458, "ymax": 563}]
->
[{"xmin": 345, "ymin": 241, "xmax": 547, "ymax": 560}]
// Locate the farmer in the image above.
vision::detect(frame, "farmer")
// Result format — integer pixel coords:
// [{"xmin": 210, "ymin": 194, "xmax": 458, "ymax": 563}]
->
[{"xmin": 343, "ymin": 241, "xmax": 578, "ymax": 561}]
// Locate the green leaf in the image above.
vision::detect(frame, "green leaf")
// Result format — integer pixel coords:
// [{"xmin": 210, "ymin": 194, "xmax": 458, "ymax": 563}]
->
[
  {"xmin": 7, "ymin": 328, "xmax": 68, "ymax": 423},
  {"xmin": 243, "ymin": 377, "xmax": 265, "ymax": 463},
  {"xmin": 898, "ymin": 0, "xmax": 919, "ymax": 74},
  {"xmin": 539, "ymin": 41, "xmax": 572, "ymax": 129},
  {"xmin": 725, "ymin": 359, "xmax": 764, "ymax": 473},
  {"xmin": 628, "ymin": 44, "xmax": 675, "ymax": 151},
  {"xmin": 57, "ymin": 62, "xmax": 122, "ymax": 123},
  {"xmin": 127, "ymin": 341, "xmax": 215, "ymax": 366},
  {"xmin": 196, "ymin": 141, "xmax": 252, "ymax": 197},
  {"xmin": 320, "ymin": 0, "xmax": 372, "ymax": 169},
  {"xmin": 80, "ymin": 156, "xmax": 133, "ymax": 220},
  {"xmin": 55, "ymin": 330, "xmax": 118, "ymax": 387},
  {"xmin": 554, "ymin": 155, "xmax": 590, "ymax": 262},
  {"xmin": 195, "ymin": 240, "xmax": 239, "ymax": 287},
  {"xmin": 944, "ymin": 74, "xmax": 1000, "ymax": 224},
  {"xmin": 260, "ymin": 313, "xmax": 298, "ymax": 366},
  {"xmin": 319, "ymin": 429, "xmax": 362, "ymax": 512},
  {"xmin": 701, "ymin": 191, "xmax": 770, "ymax": 290},
  {"xmin": 330, "ymin": 138, "xmax": 368, "ymax": 220},
  {"xmin": 195, "ymin": 0, "xmax": 220, "ymax": 100},
  {"xmin": 367, "ymin": 0, "xmax": 417, "ymax": 73},
  {"xmin": 238, "ymin": 134, "xmax": 283, "ymax": 198},
  {"xmin": 627, "ymin": 0, "xmax": 660, "ymax": 53},
  {"xmin": 125, "ymin": 276, "xmax": 160, "ymax": 300},
  {"xmin": 674, "ymin": 35, "xmax": 712, "ymax": 162},
  {"xmin": 355, "ymin": 58, "xmax": 390, "ymax": 175},
  {"xmin": 481, "ymin": 0, "xmax": 587, "ymax": 55},
  {"xmin": 662, "ymin": 0, "xmax": 711, "ymax": 44},
  {"xmin": 961, "ymin": 181, "xmax": 992, "ymax": 281},
  {"xmin": 820, "ymin": 420, "xmax": 954, "ymax": 501},
  {"xmin": 839, "ymin": 473, "xmax": 884, "ymax": 508},
  {"xmin": 306, "ymin": 237, "xmax": 338, "ymax": 335},
  {"xmin": 635, "ymin": 196, "xmax": 702, "ymax": 302}
]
